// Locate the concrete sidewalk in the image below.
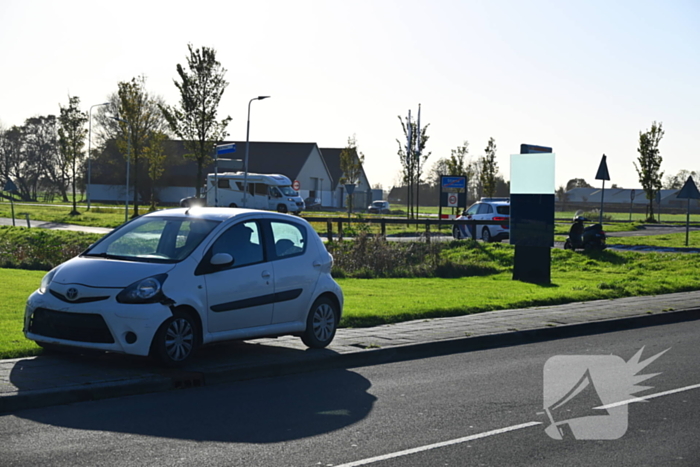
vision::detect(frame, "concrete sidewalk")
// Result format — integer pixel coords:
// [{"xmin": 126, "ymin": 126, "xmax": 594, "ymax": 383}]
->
[{"xmin": 2, "ymin": 290, "xmax": 700, "ymax": 414}]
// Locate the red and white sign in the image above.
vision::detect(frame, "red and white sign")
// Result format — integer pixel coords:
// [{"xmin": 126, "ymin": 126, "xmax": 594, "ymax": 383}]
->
[
  {"xmin": 292, "ymin": 180, "xmax": 301, "ymax": 191},
  {"xmin": 447, "ymin": 193, "xmax": 458, "ymax": 207}
]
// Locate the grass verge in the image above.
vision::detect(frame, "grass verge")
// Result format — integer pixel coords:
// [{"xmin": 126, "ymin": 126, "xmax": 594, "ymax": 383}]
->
[{"xmin": 3, "ymin": 247, "xmax": 700, "ymax": 359}]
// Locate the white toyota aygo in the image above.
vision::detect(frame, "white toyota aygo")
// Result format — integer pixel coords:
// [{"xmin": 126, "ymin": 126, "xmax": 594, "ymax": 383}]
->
[{"xmin": 24, "ymin": 208, "xmax": 343, "ymax": 366}]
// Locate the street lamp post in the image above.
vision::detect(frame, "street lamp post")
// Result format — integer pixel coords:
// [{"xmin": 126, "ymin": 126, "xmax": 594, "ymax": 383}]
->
[
  {"xmin": 111, "ymin": 117, "xmax": 131, "ymax": 223},
  {"xmin": 243, "ymin": 96, "xmax": 270, "ymax": 208},
  {"xmin": 87, "ymin": 102, "xmax": 110, "ymax": 210}
]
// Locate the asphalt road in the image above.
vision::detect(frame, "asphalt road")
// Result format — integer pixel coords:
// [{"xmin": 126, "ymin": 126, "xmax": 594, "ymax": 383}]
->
[{"xmin": 1, "ymin": 321, "xmax": 698, "ymax": 466}]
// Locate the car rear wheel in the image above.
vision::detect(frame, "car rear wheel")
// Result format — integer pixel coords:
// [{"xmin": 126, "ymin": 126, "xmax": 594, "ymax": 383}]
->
[
  {"xmin": 152, "ymin": 310, "xmax": 198, "ymax": 367},
  {"xmin": 301, "ymin": 297, "xmax": 338, "ymax": 348},
  {"xmin": 481, "ymin": 227, "xmax": 492, "ymax": 243}
]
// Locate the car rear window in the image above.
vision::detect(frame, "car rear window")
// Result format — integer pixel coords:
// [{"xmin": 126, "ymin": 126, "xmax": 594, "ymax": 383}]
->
[{"xmin": 496, "ymin": 206, "xmax": 510, "ymax": 215}]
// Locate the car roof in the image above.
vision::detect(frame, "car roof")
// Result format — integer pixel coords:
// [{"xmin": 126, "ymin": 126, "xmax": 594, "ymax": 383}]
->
[
  {"xmin": 478, "ymin": 200, "xmax": 509, "ymax": 205},
  {"xmin": 141, "ymin": 207, "xmax": 294, "ymax": 222}
]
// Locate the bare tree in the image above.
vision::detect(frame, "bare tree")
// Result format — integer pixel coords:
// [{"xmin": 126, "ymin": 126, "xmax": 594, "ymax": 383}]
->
[{"xmin": 396, "ymin": 115, "xmax": 430, "ymax": 218}]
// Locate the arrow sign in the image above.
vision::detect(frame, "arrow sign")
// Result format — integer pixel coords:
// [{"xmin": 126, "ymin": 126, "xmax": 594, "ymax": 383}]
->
[
  {"xmin": 676, "ymin": 176, "xmax": 700, "ymax": 199},
  {"xmin": 3, "ymin": 179, "xmax": 17, "ymax": 193},
  {"xmin": 216, "ymin": 143, "xmax": 236, "ymax": 156},
  {"xmin": 676, "ymin": 176, "xmax": 700, "ymax": 246},
  {"xmin": 595, "ymin": 154, "xmax": 610, "ymax": 181}
]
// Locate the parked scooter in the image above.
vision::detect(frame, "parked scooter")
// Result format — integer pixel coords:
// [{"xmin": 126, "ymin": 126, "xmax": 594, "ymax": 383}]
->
[{"xmin": 564, "ymin": 212, "xmax": 606, "ymax": 251}]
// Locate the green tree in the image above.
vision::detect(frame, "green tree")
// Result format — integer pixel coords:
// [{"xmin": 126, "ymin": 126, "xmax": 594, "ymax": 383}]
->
[
  {"xmin": 97, "ymin": 76, "xmax": 168, "ymax": 217},
  {"xmin": 664, "ymin": 169, "xmax": 699, "ymax": 189},
  {"xmin": 479, "ymin": 137, "xmax": 498, "ymax": 198},
  {"xmin": 161, "ymin": 44, "xmax": 232, "ymax": 198},
  {"xmin": 565, "ymin": 178, "xmax": 593, "ymax": 191},
  {"xmin": 58, "ymin": 96, "xmax": 88, "ymax": 215},
  {"xmin": 0, "ymin": 125, "xmax": 28, "ymax": 200},
  {"xmin": 144, "ymin": 131, "xmax": 168, "ymax": 211},
  {"xmin": 634, "ymin": 121, "xmax": 665, "ymax": 222},
  {"xmin": 447, "ymin": 141, "xmax": 478, "ymax": 202},
  {"xmin": 339, "ymin": 135, "xmax": 365, "ymax": 213}
]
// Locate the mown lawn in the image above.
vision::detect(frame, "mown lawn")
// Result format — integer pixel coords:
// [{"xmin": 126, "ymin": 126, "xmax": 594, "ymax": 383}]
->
[{"xmin": 3, "ymin": 247, "xmax": 700, "ymax": 359}]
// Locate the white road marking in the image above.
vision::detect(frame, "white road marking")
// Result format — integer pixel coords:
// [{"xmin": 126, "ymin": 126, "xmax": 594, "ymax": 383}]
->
[
  {"xmin": 596, "ymin": 382, "xmax": 700, "ymax": 410},
  {"xmin": 334, "ymin": 382, "xmax": 700, "ymax": 467},
  {"xmin": 333, "ymin": 422, "xmax": 542, "ymax": 467}
]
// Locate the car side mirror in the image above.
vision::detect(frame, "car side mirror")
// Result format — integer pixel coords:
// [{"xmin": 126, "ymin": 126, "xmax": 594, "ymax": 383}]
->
[{"xmin": 210, "ymin": 253, "xmax": 234, "ymax": 267}]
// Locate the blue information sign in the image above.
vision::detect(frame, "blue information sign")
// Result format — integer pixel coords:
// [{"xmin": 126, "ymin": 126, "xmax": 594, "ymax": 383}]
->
[
  {"xmin": 216, "ymin": 143, "xmax": 236, "ymax": 156},
  {"xmin": 441, "ymin": 176, "xmax": 466, "ymax": 191}
]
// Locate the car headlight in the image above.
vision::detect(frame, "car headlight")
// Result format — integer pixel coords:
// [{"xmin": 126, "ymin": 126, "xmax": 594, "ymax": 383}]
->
[
  {"xmin": 117, "ymin": 274, "xmax": 168, "ymax": 304},
  {"xmin": 39, "ymin": 267, "xmax": 59, "ymax": 294}
]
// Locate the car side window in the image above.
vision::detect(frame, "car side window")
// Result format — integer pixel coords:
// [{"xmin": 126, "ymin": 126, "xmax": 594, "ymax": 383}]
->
[
  {"xmin": 465, "ymin": 204, "xmax": 479, "ymax": 216},
  {"xmin": 271, "ymin": 221, "xmax": 306, "ymax": 259},
  {"xmin": 478, "ymin": 204, "xmax": 493, "ymax": 214},
  {"xmin": 210, "ymin": 221, "xmax": 263, "ymax": 268}
]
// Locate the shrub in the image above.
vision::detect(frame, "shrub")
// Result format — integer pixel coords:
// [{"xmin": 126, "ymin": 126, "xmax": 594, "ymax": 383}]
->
[
  {"xmin": 0, "ymin": 227, "xmax": 102, "ymax": 270},
  {"xmin": 326, "ymin": 233, "xmax": 508, "ymax": 278}
]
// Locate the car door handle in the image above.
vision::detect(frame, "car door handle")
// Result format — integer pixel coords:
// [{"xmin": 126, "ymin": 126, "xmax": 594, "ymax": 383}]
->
[
  {"xmin": 261, "ymin": 270, "xmax": 271, "ymax": 278},
  {"xmin": 313, "ymin": 261, "xmax": 322, "ymax": 268}
]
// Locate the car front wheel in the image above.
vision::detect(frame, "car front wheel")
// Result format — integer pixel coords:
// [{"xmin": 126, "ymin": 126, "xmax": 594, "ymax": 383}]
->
[
  {"xmin": 453, "ymin": 225, "xmax": 462, "ymax": 240},
  {"xmin": 301, "ymin": 297, "xmax": 338, "ymax": 348},
  {"xmin": 152, "ymin": 310, "xmax": 198, "ymax": 367},
  {"xmin": 481, "ymin": 227, "xmax": 492, "ymax": 243}
]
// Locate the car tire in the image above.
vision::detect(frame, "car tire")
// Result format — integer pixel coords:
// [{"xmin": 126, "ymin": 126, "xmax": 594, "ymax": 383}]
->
[
  {"xmin": 229, "ymin": 203, "xmax": 238, "ymax": 208},
  {"xmin": 564, "ymin": 239, "xmax": 573, "ymax": 250},
  {"xmin": 277, "ymin": 204, "xmax": 288, "ymax": 213},
  {"xmin": 481, "ymin": 227, "xmax": 492, "ymax": 243},
  {"xmin": 301, "ymin": 296, "xmax": 338, "ymax": 349},
  {"xmin": 453, "ymin": 225, "xmax": 462, "ymax": 240},
  {"xmin": 151, "ymin": 310, "xmax": 198, "ymax": 367}
]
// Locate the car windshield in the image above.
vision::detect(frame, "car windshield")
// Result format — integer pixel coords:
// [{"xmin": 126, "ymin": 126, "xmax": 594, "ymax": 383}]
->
[
  {"xmin": 372, "ymin": 201, "xmax": 385, "ymax": 207},
  {"xmin": 279, "ymin": 186, "xmax": 298, "ymax": 196},
  {"xmin": 83, "ymin": 216, "xmax": 220, "ymax": 263}
]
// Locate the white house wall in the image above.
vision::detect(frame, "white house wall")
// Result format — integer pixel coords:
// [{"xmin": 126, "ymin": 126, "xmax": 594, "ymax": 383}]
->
[{"xmin": 297, "ymin": 147, "xmax": 336, "ymax": 207}]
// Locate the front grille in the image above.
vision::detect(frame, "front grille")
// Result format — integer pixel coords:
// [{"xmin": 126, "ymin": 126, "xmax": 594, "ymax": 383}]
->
[
  {"xmin": 29, "ymin": 308, "xmax": 114, "ymax": 344},
  {"xmin": 50, "ymin": 289, "xmax": 110, "ymax": 304}
]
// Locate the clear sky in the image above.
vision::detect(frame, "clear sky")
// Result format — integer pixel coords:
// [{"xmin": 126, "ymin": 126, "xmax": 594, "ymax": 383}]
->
[{"xmin": 1, "ymin": 0, "xmax": 698, "ymax": 192}]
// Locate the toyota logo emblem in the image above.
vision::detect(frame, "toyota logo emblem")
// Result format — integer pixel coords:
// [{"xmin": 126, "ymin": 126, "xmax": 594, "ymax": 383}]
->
[{"xmin": 66, "ymin": 288, "xmax": 79, "ymax": 301}]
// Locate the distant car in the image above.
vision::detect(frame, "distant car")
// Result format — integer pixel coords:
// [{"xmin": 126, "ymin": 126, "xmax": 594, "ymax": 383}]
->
[
  {"xmin": 304, "ymin": 197, "xmax": 322, "ymax": 211},
  {"xmin": 453, "ymin": 198, "xmax": 510, "ymax": 242},
  {"xmin": 368, "ymin": 200, "xmax": 391, "ymax": 214},
  {"xmin": 24, "ymin": 208, "xmax": 343, "ymax": 366}
]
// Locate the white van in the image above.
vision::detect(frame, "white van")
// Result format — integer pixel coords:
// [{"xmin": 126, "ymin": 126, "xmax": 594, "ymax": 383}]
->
[{"xmin": 205, "ymin": 172, "xmax": 305, "ymax": 213}]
